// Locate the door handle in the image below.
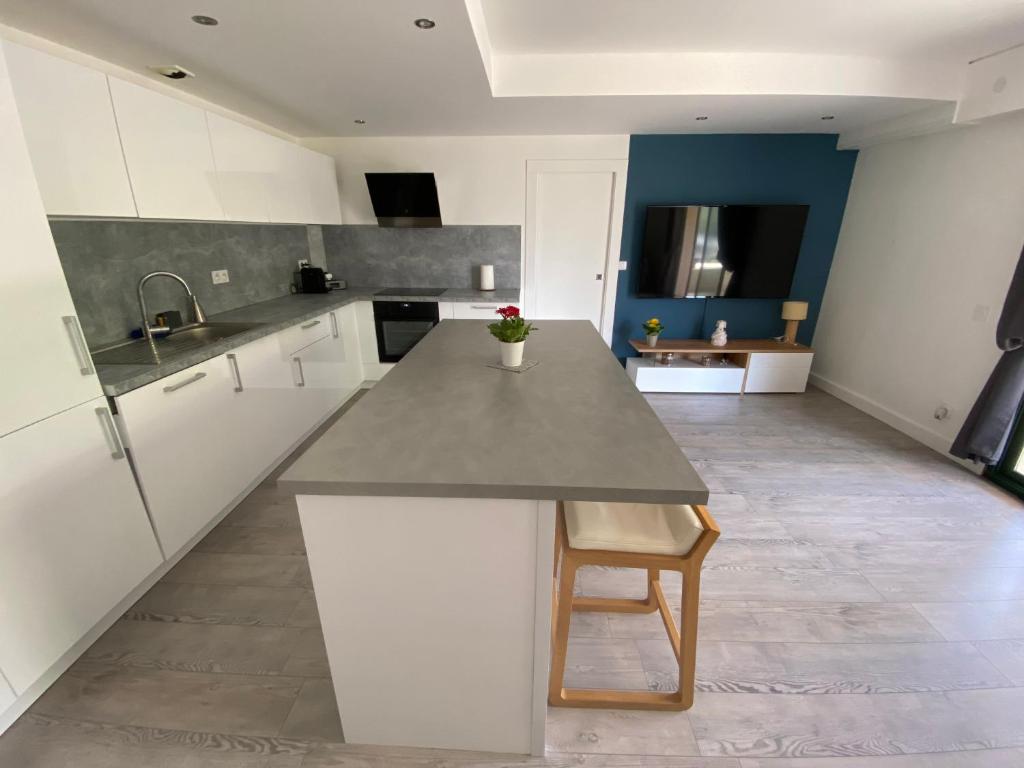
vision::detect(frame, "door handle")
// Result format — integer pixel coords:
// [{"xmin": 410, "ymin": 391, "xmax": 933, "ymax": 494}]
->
[
  {"xmin": 596, "ymin": 273, "xmax": 603, "ymax": 281},
  {"xmin": 163, "ymin": 371, "xmax": 207, "ymax": 393},
  {"xmin": 329, "ymin": 311, "xmax": 339, "ymax": 338},
  {"xmin": 227, "ymin": 353, "xmax": 243, "ymax": 392},
  {"xmin": 293, "ymin": 356, "xmax": 306, "ymax": 387},
  {"xmin": 301, "ymin": 319, "xmax": 321, "ymax": 330},
  {"xmin": 94, "ymin": 407, "xmax": 125, "ymax": 460},
  {"xmin": 62, "ymin": 315, "xmax": 95, "ymax": 376}
]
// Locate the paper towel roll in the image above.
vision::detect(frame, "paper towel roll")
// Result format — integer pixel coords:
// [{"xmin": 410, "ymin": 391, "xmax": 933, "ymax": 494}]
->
[{"xmin": 479, "ymin": 264, "xmax": 495, "ymax": 291}]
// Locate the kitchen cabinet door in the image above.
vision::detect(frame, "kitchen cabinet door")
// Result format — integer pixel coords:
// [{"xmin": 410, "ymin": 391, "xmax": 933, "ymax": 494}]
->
[
  {"xmin": 115, "ymin": 356, "xmax": 249, "ymax": 558},
  {"xmin": 266, "ymin": 136, "xmax": 313, "ymax": 223},
  {"xmin": 0, "ymin": 44, "xmax": 104, "ymax": 438},
  {"xmin": 229, "ymin": 333, "xmax": 306, "ymax": 472},
  {"xmin": 109, "ymin": 77, "xmax": 224, "ymax": 220},
  {"xmin": 206, "ymin": 112, "xmax": 273, "ymax": 222},
  {"xmin": 4, "ymin": 42, "xmax": 136, "ymax": 217},
  {"xmin": 300, "ymin": 146, "xmax": 342, "ymax": 224},
  {"xmin": 0, "ymin": 397, "xmax": 162, "ymax": 694}
]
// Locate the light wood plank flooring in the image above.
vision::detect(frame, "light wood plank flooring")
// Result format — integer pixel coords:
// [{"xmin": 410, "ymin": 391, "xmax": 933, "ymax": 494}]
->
[{"xmin": 2, "ymin": 387, "xmax": 1023, "ymax": 767}]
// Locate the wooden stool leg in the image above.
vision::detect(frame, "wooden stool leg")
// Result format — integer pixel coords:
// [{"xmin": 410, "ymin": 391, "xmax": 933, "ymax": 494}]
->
[
  {"xmin": 678, "ymin": 564, "xmax": 701, "ymax": 709},
  {"xmin": 548, "ymin": 555, "xmax": 577, "ymax": 705}
]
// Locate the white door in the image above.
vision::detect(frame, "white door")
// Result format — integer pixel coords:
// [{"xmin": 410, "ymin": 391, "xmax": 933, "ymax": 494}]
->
[
  {"xmin": 0, "ymin": 43, "xmax": 104, "ymax": 438},
  {"xmin": 4, "ymin": 42, "xmax": 137, "ymax": 217},
  {"xmin": 109, "ymin": 77, "xmax": 224, "ymax": 220},
  {"xmin": 0, "ymin": 397, "xmax": 162, "ymax": 694},
  {"xmin": 525, "ymin": 159, "xmax": 627, "ymax": 343}
]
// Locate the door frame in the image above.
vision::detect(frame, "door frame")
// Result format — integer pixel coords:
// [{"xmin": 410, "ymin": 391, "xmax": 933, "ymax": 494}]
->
[{"xmin": 524, "ymin": 159, "xmax": 628, "ymax": 345}]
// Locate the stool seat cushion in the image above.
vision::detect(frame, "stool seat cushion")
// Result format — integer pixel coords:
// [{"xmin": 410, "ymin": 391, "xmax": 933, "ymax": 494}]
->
[{"xmin": 563, "ymin": 501, "xmax": 704, "ymax": 556}]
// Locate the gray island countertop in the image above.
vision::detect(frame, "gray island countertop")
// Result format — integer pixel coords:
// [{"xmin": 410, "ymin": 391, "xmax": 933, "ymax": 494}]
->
[{"xmin": 279, "ymin": 319, "xmax": 708, "ymax": 505}]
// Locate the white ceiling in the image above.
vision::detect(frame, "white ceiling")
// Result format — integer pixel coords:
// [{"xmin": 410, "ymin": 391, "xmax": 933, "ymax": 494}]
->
[
  {"xmin": 481, "ymin": 0, "xmax": 1024, "ymax": 62},
  {"xmin": 0, "ymin": 0, "xmax": 1019, "ymax": 137}
]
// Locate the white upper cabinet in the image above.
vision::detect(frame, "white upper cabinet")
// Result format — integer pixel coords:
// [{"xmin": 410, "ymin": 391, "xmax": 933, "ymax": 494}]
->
[
  {"xmin": 3, "ymin": 42, "xmax": 136, "ymax": 217},
  {"xmin": 0, "ymin": 43, "xmax": 103, "ymax": 438},
  {"xmin": 206, "ymin": 112, "xmax": 273, "ymax": 222},
  {"xmin": 301, "ymin": 146, "xmax": 343, "ymax": 224},
  {"xmin": 109, "ymin": 77, "xmax": 224, "ymax": 220}
]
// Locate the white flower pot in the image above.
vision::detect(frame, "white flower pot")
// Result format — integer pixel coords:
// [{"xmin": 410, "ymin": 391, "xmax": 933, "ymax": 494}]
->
[
  {"xmin": 500, "ymin": 340, "xmax": 525, "ymax": 367},
  {"xmin": 646, "ymin": 333, "xmax": 659, "ymax": 347}
]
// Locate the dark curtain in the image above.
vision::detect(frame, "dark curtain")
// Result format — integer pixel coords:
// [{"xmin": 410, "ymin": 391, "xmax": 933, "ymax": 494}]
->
[{"xmin": 951, "ymin": 244, "xmax": 1024, "ymax": 464}]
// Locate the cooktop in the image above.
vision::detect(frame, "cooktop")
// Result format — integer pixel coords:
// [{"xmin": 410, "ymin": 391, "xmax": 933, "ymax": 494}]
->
[{"xmin": 374, "ymin": 287, "xmax": 446, "ymax": 297}]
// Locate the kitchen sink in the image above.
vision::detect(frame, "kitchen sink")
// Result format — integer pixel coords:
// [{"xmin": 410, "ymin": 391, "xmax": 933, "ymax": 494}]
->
[{"xmin": 91, "ymin": 322, "xmax": 265, "ymax": 366}]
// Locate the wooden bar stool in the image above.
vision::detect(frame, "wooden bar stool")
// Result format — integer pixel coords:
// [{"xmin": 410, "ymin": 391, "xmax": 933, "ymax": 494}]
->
[{"xmin": 549, "ymin": 500, "xmax": 719, "ymax": 711}]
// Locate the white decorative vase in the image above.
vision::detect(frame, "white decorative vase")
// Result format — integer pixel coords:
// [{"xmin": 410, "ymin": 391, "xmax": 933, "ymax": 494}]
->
[
  {"xmin": 646, "ymin": 333, "xmax": 659, "ymax": 347},
  {"xmin": 500, "ymin": 340, "xmax": 525, "ymax": 367}
]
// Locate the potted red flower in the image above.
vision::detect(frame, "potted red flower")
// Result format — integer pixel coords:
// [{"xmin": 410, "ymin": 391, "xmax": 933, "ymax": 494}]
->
[{"xmin": 488, "ymin": 305, "xmax": 535, "ymax": 367}]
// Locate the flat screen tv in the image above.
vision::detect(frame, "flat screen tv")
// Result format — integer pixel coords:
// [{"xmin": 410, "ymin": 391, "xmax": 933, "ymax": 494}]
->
[{"xmin": 636, "ymin": 204, "xmax": 809, "ymax": 299}]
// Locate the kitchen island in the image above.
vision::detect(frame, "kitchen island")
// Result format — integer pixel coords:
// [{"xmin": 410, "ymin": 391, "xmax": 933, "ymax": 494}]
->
[{"xmin": 279, "ymin": 320, "xmax": 708, "ymax": 754}]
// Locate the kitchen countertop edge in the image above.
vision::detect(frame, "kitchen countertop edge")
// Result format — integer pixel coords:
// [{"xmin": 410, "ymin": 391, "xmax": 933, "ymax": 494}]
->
[{"xmin": 97, "ymin": 287, "xmax": 520, "ymax": 397}]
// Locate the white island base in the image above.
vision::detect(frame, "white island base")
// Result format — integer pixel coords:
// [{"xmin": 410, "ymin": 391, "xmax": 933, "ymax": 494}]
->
[{"xmin": 297, "ymin": 494, "xmax": 556, "ymax": 755}]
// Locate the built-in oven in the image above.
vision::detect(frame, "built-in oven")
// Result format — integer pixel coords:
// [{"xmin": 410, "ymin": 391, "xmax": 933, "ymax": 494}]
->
[{"xmin": 373, "ymin": 301, "xmax": 440, "ymax": 362}]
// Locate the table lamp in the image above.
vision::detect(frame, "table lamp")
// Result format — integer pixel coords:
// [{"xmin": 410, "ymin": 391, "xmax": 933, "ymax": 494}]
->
[{"xmin": 781, "ymin": 300, "xmax": 808, "ymax": 344}]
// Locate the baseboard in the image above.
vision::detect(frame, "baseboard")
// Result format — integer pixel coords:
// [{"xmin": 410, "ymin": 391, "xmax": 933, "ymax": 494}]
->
[
  {"xmin": 808, "ymin": 372, "xmax": 981, "ymax": 474},
  {"xmin": 0, "ymin": 390, "xmax": 359, "ymax": 735}
]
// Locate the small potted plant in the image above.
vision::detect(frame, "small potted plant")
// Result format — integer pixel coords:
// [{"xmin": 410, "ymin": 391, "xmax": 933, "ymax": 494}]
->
[
  {"xmin": 642, "ymin": 317, "xmax": 664, "ymax": 347},
  {"xmin": 489, "ymin": 305, "xmax": 535, "ymax": 367}
]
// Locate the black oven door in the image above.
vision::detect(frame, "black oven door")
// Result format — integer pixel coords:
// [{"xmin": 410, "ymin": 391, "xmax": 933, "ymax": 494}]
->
[{"xmin": 373, "ymin": 302, "xmax": 440, "ymax": 362}]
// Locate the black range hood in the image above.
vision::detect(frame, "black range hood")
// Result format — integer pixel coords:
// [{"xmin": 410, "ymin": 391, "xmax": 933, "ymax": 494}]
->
[{"xmin": 365, "ymin": 172, "xmax": 441, "ymax": 227}]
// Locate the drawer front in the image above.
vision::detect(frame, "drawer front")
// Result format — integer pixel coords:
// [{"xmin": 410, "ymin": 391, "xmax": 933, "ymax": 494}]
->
[
  {"xmin": 629, "ymin": 360, "xmax": 744, "ymax": 394},
  {"xmin": 278, "ymin": 313, "xmax": 331, "ymax": 356},
  {"xmin": 745, "ymin": 366, "xmax": 810, "ymax": 393},
  {"xmin": 747, "ymin": 352, "xmax": 813, "ymax": 373},
  {"xmin": 452, "ymin": 302, "xmax": 519, "ymax": 320}
]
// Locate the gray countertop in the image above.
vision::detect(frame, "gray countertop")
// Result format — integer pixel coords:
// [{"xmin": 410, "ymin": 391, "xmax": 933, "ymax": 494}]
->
[
  {"xmin": 278, "ymin": 320, "xmax": 709, "ymax": 505},
  {"xmin": 96, "ymin": 287, "xmax": 520, "ymax": 397}
]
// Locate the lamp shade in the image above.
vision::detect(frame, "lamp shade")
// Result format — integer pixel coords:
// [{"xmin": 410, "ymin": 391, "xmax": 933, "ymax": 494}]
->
[{"xmin": 781, "ymin": 301, "xmax": 808, "ymax": 321}]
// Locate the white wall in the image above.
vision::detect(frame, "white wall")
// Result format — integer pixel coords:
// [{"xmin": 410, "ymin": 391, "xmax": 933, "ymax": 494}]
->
[
  {"xmin": 301, "ymin": 135, "xmax": 628, "ymax": 225},
  {"xmin": 812, "ymin": 111, "xmax": 1024, "ymax": 460}
]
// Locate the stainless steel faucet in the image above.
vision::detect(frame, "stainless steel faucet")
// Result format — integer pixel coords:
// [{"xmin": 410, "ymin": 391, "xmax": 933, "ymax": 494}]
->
[{"xmin": 138, "ymin": 271, "xmax": 207, "ymax": 341}]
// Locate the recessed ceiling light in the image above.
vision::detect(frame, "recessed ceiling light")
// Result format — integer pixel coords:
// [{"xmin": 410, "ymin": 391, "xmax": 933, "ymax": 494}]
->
[
  {"xmin": 695, "ymin": 116, "xmax": 709, "ymax": 121},
  {"xmin": 354, "ymin": 119, "xmax": 366, "ymax": 125},
  {"xmin": 414, "ymin": 18, "xmax": 436, "ymax": 29},
  {"xmin": 820, "ymin": 115, "xmax": 835, "ymax": 120},
  {"xmin": 191, "ymin": 14, "xmax": 219, "ymax": 26}
]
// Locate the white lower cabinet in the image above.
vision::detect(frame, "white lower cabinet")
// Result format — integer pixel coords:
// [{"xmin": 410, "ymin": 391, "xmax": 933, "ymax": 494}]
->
[
  {"xmin": 744, "ymin": 352, "xmax": 813, "ymax": 393},
  {"xmin": 452, "ymin": 302, "xmax": 519, "ymax": 320},
  {"xmin": 115, "ymin": 355, "xmax": 250, "ymax": 558},
  {"xmin": 0, "ymin": 397, "xmax": 162, "ymax": 694}
]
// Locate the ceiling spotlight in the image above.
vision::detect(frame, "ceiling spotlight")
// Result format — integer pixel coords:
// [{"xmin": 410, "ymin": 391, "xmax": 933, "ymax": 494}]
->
[
  {"xmin": 354, "ymin": 119, "xmax": 366, "ymax": 125},
  {"xmin": 695, "ymin": 115, "xmax": 709, "ymax": 121},
  {"xmin": 191, "ymin": 14, "xmax": 219, "ymax": 26},
  {"xmin": 414, "ymin": 18, "xmax": 436, "ymax": 29},
  {"xmin": 820, "ymin": 115, "xmax": 835, "ymax": 120}
]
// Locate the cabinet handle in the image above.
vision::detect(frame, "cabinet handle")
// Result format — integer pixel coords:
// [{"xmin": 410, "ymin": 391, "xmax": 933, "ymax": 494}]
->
[
  {"xmin": 293, "ymin": 356, "xmax": 306, "ymax": 387},
  {"xmin": 62, "ymin": 315, "xmax": 94, "ymax": 376},
  {"xmin": 163, "ymin": 371, "xmax": 207, "ymax": 393},
  {"xmin": 227, "ymin": 353, "xmax": 243, "ymax": 392},
  {"xmin": 329, "ymin": 311, "xmax": 339, "ymax": 338},
  {"xmin": 301, "ymin": 319, "xmax": 321, "ymax": 330},
  {"xmin": 94, "ymin": 407, "xmax": 125, "ymax": 460},
  {"xmin": 470, "ymin": 305, "xmax": 498, "ymax": 310}
]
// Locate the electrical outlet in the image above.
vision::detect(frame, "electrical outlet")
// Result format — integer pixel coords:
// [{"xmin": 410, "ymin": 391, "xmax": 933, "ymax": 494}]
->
[
  {"xmin": 297, "ymin": 259, "xmax": 310, "ymax": 269},
  {"xmin": 618, "ymin": 260, "xmax": 629, "ymax": 271},
  {"xmin": 211, "ymin": 269, "xmax": 230, "ymax": 285}
]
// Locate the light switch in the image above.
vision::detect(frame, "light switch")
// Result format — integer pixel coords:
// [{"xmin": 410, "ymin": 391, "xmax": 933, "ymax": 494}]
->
[
  {"xmin": 618, "ymin": 261, "xmax": 629, "ymax": 271},
  {"xmin": 971, "ymin": 304, "xmax": 991, "ymax": 322}
]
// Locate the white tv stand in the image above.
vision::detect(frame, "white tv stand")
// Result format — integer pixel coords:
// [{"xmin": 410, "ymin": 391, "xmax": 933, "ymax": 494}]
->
[{"xmin": 626, "ymin": 339, "xmax": 813, "ymax": 394}]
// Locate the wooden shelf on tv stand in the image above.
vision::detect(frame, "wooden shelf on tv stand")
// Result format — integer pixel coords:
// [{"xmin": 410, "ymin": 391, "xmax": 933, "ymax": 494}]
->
[{"xmin": 626, "ymin": 338, "xmax": 814, "ymax": 394}]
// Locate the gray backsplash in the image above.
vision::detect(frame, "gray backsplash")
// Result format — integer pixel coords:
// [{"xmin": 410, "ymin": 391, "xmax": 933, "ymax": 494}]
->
[
  {"xmin": 50, "ymin": 220, "xmax": 523, "ymax": 350},
  {"xmin": 50, "ymin": 219, "xmax": 309, "ymax": 349},
  {"xmin": 322, "ymin": 225, "xmax": 521, "ymax": 290}
]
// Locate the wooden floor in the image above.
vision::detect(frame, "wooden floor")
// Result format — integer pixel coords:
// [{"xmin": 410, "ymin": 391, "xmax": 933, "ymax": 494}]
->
[{"xmin": 3, "ymin": 387, "xmax": 1024, "ymax": 766}]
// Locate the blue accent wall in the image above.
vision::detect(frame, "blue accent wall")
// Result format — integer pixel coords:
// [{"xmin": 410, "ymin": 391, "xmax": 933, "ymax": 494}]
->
[{"xmin": 612, "ymin": 134, "xmax": 857, "ymax": 360}]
